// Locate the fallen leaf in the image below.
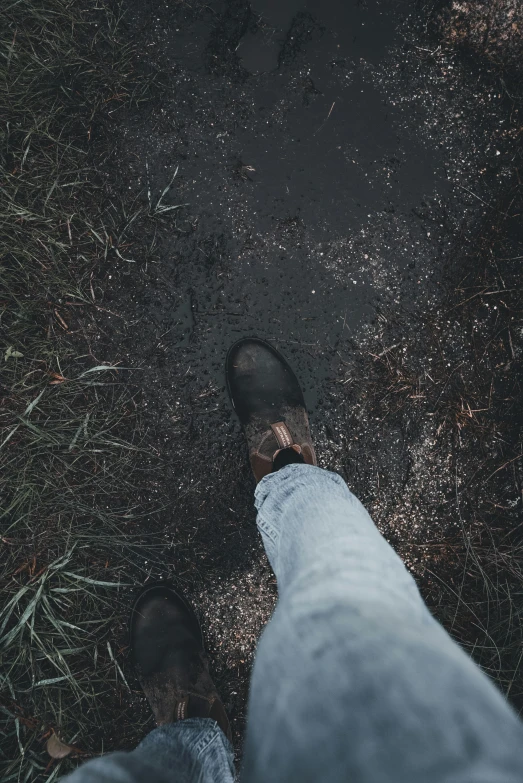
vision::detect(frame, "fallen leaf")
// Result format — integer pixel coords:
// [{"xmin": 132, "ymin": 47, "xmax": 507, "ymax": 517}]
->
[
  {"xmin": 49, "ymin": 372, "xmax": 67, "ymax": 384},
  {"xmin": 46, "ymin": 732, "xmax": 75, "ymax": 759}
]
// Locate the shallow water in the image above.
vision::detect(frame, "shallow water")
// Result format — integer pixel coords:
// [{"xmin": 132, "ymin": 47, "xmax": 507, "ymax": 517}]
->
[{"xmin": 114, "ymin": 0, "xmax": 464, "ymax": 413}]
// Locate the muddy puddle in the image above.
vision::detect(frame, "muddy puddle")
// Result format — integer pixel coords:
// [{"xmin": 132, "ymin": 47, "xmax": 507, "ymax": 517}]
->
[{"xmin": 110, "ymin": 0, "xmax": 466, "ymax": 406}]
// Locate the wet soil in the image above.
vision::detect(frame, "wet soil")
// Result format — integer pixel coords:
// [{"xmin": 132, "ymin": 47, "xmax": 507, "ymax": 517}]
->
[{"xmin": 89, "ymin": 0, "xmax": 523, "ymax": 752}]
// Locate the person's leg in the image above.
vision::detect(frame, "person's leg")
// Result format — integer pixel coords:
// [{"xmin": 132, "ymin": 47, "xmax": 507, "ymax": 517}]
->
[
  {"xmin": 62, "ymin": 719, "xmax": 234, "ymax": 783},
  {"xmin": 243, "ymin": 463, "xmax": 523, "ymax": 783},
  {"xmin": 61, "ymin": 583, "xmax": 234, "ymax": 783},
  {"xmin": 226, "ymin": 338, "xmax": 523, "ymax": 781}
]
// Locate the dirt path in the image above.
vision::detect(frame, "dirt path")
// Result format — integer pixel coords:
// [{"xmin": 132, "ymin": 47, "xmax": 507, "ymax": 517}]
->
[{"xmin": 91, "ymin": 0, "xmax": 522, "ymax": 748}]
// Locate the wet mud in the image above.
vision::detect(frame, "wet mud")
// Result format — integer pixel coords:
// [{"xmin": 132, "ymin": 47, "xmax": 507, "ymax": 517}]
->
[{"xmin": 91, "ymin": 0, "xmax": 523, "ymax": 750}]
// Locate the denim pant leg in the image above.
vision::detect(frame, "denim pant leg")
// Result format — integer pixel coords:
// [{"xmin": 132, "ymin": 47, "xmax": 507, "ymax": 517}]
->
[
  {"xmin": 61, "ymin": 719, "xmax": 234, "ymax": 783},
  {"xmin": 242, "ymin": 464, "xmax": 523, "ymax": 783}
]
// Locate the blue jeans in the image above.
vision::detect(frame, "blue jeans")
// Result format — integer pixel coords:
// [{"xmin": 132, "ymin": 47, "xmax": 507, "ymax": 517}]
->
[{"xmin": 63, "ymin": 466, "xmax": 523, "ymax": 783}]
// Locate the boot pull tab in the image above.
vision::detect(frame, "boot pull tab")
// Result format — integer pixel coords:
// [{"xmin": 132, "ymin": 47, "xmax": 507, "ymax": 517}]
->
[{"xmin": 271, "ymin": 422, "xmax": 294, "ymax": 449}]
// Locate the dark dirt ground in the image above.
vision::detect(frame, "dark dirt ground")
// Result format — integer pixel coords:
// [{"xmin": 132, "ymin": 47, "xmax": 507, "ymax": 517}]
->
[{"xmin": 75, "ymin": 0, "xmax": 523, "ymax": 756}]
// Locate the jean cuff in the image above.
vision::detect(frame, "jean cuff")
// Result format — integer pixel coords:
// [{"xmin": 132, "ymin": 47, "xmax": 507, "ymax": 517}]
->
[{"xmin": 255, "ymin": 464, "xmax": 347, "ymax": 550}]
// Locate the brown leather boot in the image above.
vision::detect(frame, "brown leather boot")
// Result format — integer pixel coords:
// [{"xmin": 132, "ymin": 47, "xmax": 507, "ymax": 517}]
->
[
  {"xmin": 226, "ymin": 337, "xmax": 317, "ymax": 482},
  {"xmin": 129, "ymin": 583, "xmax": 231, "ymax": 741}
]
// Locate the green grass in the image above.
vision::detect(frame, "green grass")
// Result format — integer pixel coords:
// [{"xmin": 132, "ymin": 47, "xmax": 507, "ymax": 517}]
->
[{"xmin": 0, "ymin": 1, "xmax": 156, "ymax": 778}]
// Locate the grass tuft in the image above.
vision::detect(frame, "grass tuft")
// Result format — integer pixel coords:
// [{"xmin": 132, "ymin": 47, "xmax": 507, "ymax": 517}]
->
[{"xmin": 1, "ymin": 1, "xmax": 157, "ymax": 779}]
